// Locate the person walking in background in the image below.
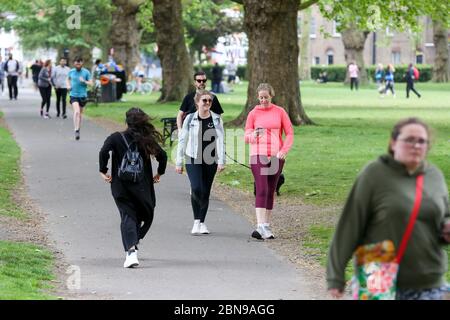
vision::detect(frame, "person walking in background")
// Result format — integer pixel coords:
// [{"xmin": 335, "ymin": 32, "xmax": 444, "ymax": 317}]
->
[
  {"xmin": 176, "ymin": 71, "xmax": 223, "ymax": 131},
  {"xmin": 374, "ymin": 63, "xmax": 384, "ymax": 94},
  {"xmin": 52, "ymin": 57, "xmax": 70, "ymax": 118},
  {"xmin": 99, "ymin": 108, "xmax": 167, "ymax": 268},
  {"xmin": 4, "ymin": 54, "xmax": 21, "ymax": 100},
  {"xmin": 327, "ymin": 118, "xmax": 450, "ymax": 300},
  {"xmin": 244, "ymin": 83, "xmax": 294, "ymax": 240},
  {"xmin": 211, "ymin": 63, "xmax": 222, "ymax": 94},
  {"xmin": 37, "ymin": 59, "xmax": 53, "ymax": 119},
  {"xmin": 176, "ymin": 90, "xmax": 226, "ymax": 235},
  {"xmin": 383, "ymin": 64, "xmax": 396, "ymax": 98},
  {"xmin": 30, "ymin": 60, "xmax": 43, "ymax": 91},
  {"xmin": 405, "ymin": 63, "xmax": 421, "ymax": 99},
  {"xmin": 0, "ymin": 55, "xmax": 5, "ymax": 96},
  {"xmin": 66, "ymin": 57, "xmax": 93, "ymax": 140},
  {"xmin": 348, "ymin": 62, "xmax": 359, "ymax": 91},
  {"xmin": 226, "ymin": 59, "xmax": 237, "ymax": 85}
]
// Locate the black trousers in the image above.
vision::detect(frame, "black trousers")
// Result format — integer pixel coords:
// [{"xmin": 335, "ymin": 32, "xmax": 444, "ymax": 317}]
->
[
  {"xmin": 350, "ymin": 77, "xmax": 359, "ymax": 90},
  {"xmin": 7, "ymin": 75, "xmax": 18, "ymax": 99},
  {"xmin": 39, "ymin": 86, "xmax": 52, "ymax": 112},
  {"xmin": 114, "ymin": 192, "xmax": 155, "ymax": 252},
  {"xmin": 185, "ymin": 159, "xmax": 217, "ymax": 222},
  {"xmin": 55, "ymin": 88, "xmax": 68, "ymax": 116},
  {"xmin": 406, "ymin": 80, "xmax": 420, "ymax": 98}
]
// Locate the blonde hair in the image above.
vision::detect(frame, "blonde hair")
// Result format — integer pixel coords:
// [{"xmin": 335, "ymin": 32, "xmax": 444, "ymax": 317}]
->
[
  {"xmin": 256, "ymin": 83, "xmax": 275, "ymax": 97},
  {"xmin": 194, "ymin": 89, "xmax": 214, "ymax": 107}
]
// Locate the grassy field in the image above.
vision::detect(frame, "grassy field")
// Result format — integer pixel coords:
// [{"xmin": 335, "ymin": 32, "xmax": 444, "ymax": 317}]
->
[
  {"xmin": 85, "ymin": 81, "xmax": 450, "ymax": 282},
  {"xmin": 0, "ymin": 112, "xmax": 57, "ymax": 299},
  {"xmin": 0, "ymin": 114, "xmax": 26, "ymax": 219}
]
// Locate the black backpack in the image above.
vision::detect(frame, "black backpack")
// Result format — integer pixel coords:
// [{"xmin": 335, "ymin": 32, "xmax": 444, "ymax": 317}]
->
[{"xmin": 118, "ymin": 133, "xmax": 144, "ymax": 183}]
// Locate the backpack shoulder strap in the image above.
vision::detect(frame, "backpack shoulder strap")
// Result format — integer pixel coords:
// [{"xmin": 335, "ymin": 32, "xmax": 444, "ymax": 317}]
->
[{"xmin": 119, "ymin": 132, "xmax": 130, "ymax": 148}]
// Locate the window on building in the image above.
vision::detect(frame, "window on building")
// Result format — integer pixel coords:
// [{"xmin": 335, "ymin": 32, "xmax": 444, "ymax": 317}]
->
[
  {"xmin": 310, "ymin": 17, "xmax": 316, "ymax": 38},
  {"xmin": 416, "ymin": 50, "xmax": 424, "ymax": 64},
  {"xmin": 326, "ymin": 50, "xmax": 334, "ymax": 65},
  {"xmin": 332, "ymin": 21, "xmax": 341, "ymax": 37},
  {"xmin": 314, "ymin": 56, "xmax": 320, "ymax": 65},
  {"xmin": 391, "ymin": 51, "xmax": 401, "ymax": 64}
]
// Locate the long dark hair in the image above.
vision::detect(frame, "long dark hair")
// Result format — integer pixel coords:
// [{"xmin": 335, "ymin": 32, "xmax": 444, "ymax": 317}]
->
[{"xmin": 124, "ymin": 107, "xmax": 163, "ymax": 159}]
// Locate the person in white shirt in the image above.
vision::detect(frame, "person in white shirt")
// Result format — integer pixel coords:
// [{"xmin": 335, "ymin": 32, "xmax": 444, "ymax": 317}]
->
[
  {"xmin": 52, "ymin": 58, "xmax": 71, "ymax": 118},
  {"xmin": 4, "ymin": 54, "xmax": 21, "ymax": 100}
]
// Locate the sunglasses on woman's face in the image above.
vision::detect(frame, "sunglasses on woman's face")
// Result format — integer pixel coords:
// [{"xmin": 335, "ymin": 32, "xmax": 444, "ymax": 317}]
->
[
  {"xmin": 196, "ymin": 79, "xmax": 207, "ymax": 83},
  {"xmin": 202, "ymin": 98, "xmax": 212, "ymax": 104}
]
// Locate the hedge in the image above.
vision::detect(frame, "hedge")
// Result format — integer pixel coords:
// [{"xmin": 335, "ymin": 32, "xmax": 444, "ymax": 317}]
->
[
  {"xmin": 195, "ymin": 64, "xmax": 433, "ymax": 82},
  {"xmin": 311, "ymin": 64, "xmax": 432, "ymax": 83}
]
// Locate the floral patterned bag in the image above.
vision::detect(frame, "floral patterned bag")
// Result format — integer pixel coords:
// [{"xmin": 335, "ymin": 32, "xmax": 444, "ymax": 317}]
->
[{"xmin": 352, "ymin": 175, "xmax": 424, "ymax": 300}]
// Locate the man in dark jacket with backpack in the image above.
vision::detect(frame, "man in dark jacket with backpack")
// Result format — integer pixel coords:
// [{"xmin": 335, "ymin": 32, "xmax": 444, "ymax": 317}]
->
[
  {"xmin": 3, "ymin": 54, "xmax": 21, "ymax": 100},
  {"xmin": 405, "ymin": 63, "xmax": 421, "ymax": 99}
]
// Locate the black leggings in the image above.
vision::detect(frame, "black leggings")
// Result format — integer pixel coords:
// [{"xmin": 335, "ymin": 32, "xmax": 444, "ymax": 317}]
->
[
  {"xmin": 185, "ymin": 158, "xmax": 217, "ymax": 222},
  {"xmin": 55, "ymin": 88, "xmax": 68, "ymax": 116},
  {"xmin": 350, "ymin": 77, "xmax": 359, "ymax": 90},
  {"xmin": 39, "ymin": 86, "xmax": 52, "ymax": 112}
]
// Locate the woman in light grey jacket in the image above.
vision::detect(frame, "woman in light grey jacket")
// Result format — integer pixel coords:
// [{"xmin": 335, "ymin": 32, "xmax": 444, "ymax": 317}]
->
[
  {"xmin": 38, "ymin": 59, "xmax": 52, "ymax": 118},
  {"xmin": 176, "ymin": 90, "xmax": 225, "ymax": 235}
]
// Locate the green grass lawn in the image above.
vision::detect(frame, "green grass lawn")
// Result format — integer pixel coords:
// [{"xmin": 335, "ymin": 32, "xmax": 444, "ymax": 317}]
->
[
  {"xmin": 0, "ymin": 114, "xmax": 26, "ymax": 219},
  {"xmin": 85, "ymin": 81, "xmax": 450, "ymax": 282},
  {"xmin": 0, "ymin": 112, "xmax": 57, "ymax": 299},
  {"xmin": 0, "ymin": 241, "xmax": 55, "ymax": 300}
]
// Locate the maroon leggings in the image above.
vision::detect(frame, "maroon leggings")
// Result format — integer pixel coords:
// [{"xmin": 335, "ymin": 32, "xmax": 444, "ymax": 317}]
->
[{"xmin": 250, "ymin": 155, "xmax": 284, "ymax": 210}]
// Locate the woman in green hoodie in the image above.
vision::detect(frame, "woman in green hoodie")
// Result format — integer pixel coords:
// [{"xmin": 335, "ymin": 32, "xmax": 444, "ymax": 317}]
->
[{"xmin": 327, "ymin": 117, "xmax": 450, "ymax": 300}]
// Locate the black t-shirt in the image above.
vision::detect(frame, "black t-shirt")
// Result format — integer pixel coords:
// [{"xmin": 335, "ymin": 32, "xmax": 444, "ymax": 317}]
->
[
  {"xmin": 196, "ymin": 116, "xmax": 217, "ymax": 162},
  {"xmin": 31, "ymin": 64, "xmax": 42, "ymax": 77},
  {"xmin": 179, "ymin": 91, "xmax": 223, "ymax": 115}
]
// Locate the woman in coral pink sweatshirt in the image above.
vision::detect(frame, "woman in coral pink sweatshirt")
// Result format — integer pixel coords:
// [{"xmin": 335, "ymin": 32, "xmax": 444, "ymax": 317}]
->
[{"xmin": 244, "ymin": 83, "xmax": 294, "ymax": 240}]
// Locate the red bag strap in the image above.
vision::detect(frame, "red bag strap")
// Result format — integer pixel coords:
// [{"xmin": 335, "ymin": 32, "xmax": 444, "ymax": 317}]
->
[{"xmin": 396, "ymin": 174, "xmax": 424, "ymax": 264}]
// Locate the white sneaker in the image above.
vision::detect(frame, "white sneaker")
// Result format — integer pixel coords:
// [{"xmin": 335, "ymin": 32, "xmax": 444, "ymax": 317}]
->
[
  {"xmin": 123, "ymin": 250, "xmax": 139, "ymax": 268},
  {"xmin": 262, "ymin": 225, "xmax": 275, "ymax": 239},
  {"xmin": 191, "ymin": 220, "xmax": 201, "ymax": 235},
  {"xmin": 199, "ymin": 223, "xmax": 210, "ymax": 234}
]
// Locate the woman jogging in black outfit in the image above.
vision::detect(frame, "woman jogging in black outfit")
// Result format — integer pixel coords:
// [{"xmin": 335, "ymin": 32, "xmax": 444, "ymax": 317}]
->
[
  {"xmin": 99, "ymin": 108, "xmax": 167, "ymax": 268},
  {"xmin": 38, "ymin": 59, "xmax": 53, "ymax": 118}
]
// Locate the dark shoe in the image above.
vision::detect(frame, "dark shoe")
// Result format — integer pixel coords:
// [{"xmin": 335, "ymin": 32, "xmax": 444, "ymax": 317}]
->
[
  {"xmin": 75, "ymin": 130, "xmax": 80, "ymax": 140},
  {"xmin": 251, "ymin": 227, "xmax": 263, "ymax": 240},
  {"xmin": 62, "ymin": 114, "xmax": 67, "ymax": 119},
  {"xmin": 56, "ymin": 113, "xmax": 60, "ymax": 117},
  {"xmin": 40, "ymin": 109, "xmax": 43, "ymax": 117}
]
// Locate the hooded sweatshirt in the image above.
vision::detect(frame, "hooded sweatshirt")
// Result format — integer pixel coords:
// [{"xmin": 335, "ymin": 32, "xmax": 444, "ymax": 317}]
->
[{"xmin": 327, "ymin": 154, "xmax": 450, "ymax": 291}]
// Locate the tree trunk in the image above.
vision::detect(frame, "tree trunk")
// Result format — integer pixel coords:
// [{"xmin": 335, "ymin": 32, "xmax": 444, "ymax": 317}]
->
[
  {"xmin": 341, "ymin": 26, "xmax": 369, "ymax": 85},
  {"xmin": 432, "ymin": 20, "xmax": 449, "ymax": 83},
  {"xmin": 231, "ymin": 0, "xmax": 313, "ymax": 126},
  {"xmin": 70, "ymin": 47, "xmax": 93, "ymax": 70},
  {"xmin": 152, "ymin": 0, "xmax": 193, "ymax": 102},
  {"xmin": 110, "ymin": 0, "xmax": 144, "ymax": 78},
  {"xmin": 299, "ymin": 8, "xmax": 311, "ymax": 81}
]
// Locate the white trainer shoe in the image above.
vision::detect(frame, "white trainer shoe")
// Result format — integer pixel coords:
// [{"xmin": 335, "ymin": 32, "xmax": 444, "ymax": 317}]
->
[
  {"xmin": 191, "ymin": 220, "xmax": 201, "ymax": 235},
  {"xmin": 262, "ymin": 225, "xmax": 275, "ymax": 239},
  {"xmin": 199, "ymin": 223, "xmax": 210, "ymax": 234},
  {"xmin": 123, "ymin": 250, "xmax": 139, "ymax": 268}
]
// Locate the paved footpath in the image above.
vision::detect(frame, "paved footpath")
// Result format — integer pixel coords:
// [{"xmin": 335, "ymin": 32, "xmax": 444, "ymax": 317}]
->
[{"xmin": 0, "ymin": 87, "xmax": 321, "ymax": 300}]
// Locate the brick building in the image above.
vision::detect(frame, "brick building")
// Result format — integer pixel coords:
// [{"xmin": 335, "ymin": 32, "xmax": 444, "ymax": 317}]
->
[{"xmin": 302, "ymin": 5, "xmax": 445, "ymax": 66}]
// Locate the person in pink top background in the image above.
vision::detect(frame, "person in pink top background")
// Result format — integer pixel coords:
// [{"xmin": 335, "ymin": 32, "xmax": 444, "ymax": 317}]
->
[
  {"xmin": 348, "ymin": 62, "xmax": 359, "ymax": 91},
  {"xmin": 244, "ymin": 83, "xmax": 294, "ymax": 240}
]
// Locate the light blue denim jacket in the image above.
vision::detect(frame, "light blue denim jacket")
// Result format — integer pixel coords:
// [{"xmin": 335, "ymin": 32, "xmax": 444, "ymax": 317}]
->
[{"xmin": 176, "ymin": 111, "xmax": 225, "ymax": 167}]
